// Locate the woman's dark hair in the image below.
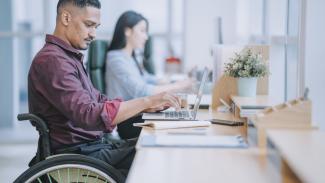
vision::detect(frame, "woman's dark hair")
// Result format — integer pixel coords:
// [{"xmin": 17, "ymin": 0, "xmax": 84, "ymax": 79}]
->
[{"xmin": 107, "ymin": 10, "xmax": 148, "ymax": 51}]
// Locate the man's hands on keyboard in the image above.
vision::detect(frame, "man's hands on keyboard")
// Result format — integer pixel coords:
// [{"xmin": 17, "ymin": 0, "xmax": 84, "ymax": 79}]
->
[{"xmin": 142, "ymin": 105, "xmax": 170, "ymax": 113}]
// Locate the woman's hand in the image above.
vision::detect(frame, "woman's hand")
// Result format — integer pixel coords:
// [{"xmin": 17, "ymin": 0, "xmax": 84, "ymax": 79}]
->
[
  {"xmin": 175, "ymin": 78, "xmax": 196, "ymax": 92},
  {"xmin": 144, "ymin": 92, "xmax": 181, "ymax": 112}
]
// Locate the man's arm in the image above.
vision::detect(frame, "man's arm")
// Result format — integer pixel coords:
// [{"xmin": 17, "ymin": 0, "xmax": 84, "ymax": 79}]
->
[
  {"xmin": 33, "ymin": 56, "xmax": 180, "ymax": 130},
  {"xmin": 112, "ymin": 92, "xmax": 181, "ymax": 124},
  {"xmin": 93, "ymin": 87, "xmax": 109, "ymax": 102}
]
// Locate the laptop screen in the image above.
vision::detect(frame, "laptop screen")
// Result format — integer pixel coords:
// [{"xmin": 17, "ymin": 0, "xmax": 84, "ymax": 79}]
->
[{"xmin": 192, "ymin": 67, "xmax": 209, "ymax": 119}]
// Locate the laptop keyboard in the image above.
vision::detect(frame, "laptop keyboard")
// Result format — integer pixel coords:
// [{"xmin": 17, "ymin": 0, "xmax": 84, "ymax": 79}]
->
[{"xmin": 164, "ymin": 110, "xmax": 193, "ymax": 119}]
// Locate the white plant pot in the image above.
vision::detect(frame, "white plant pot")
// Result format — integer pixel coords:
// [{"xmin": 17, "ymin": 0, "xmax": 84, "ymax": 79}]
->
[{"xmin": 237, "ymin": 77, "xmax": 257, "ymax": 97}]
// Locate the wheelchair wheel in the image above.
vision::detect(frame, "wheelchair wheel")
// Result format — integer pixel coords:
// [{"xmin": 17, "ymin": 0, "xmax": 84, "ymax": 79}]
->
[{"xmin": 14, "ymin": 154, "xmax": 125, "ymax": 183}]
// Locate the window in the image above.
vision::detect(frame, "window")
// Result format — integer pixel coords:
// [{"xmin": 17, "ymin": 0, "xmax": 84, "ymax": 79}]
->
[
  {"xmin": 0, "ymin": 0, "xmax": 184, "ymax": 128},
  {"xmin": 242, "ymin": 0, "xmax": 305, "ymax": 102}
]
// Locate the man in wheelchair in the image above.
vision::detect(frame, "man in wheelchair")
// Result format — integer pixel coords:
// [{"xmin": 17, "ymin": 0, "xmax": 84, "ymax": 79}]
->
[{"xmin": 27, "ymin": 0, "xmax": 181, "ymax": 179}]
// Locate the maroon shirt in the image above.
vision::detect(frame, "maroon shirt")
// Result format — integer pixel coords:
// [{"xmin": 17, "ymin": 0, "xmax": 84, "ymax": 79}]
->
[{"xmin": 28, "ymin": 34, "xmax": 121, "ymax": 150}]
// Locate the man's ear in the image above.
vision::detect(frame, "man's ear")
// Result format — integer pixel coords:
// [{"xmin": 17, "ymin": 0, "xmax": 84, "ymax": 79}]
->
[{"xmin": 60, "ymin": 10, "xmax": 71, "ymax": 26}]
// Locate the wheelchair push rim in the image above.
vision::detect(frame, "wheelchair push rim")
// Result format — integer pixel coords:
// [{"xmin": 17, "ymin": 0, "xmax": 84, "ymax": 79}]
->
[{"xmin": 25, "ymin": 164, "xmax": 116, "ymax": 183}]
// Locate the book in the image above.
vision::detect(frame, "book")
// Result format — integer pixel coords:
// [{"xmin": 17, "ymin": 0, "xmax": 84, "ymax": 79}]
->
[
  {"xmin": 140, "ymin": 134, "xmax": 248, "ymax": 148},
  {"xmin": 210, "ymin": 118, "xmax": 244, "ymax": 126},
  {"xmin": 239, "ymin": 109, "xmax": 264, "ymax": 117},
  {"xmin": 241, "ymin": 105, "xmax": 268, "ymax": 109},
  {"xmin": 133, "ymin": 120, "xmax": 211, "ymax": 130}
]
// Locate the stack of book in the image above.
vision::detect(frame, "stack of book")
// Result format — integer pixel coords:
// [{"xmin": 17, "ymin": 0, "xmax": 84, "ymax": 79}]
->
[{"xmin": 239, "ymin": 105, "xmax": 269, "ymax": 118}]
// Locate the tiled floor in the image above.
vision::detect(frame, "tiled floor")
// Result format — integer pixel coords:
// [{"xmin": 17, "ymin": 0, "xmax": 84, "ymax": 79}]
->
[
  {"xmin": 0, "ymin": 143, "xmax": 37, "ymax": 182},
  {"xmin": 0, "ymin": 117, "xmax": 121, "ymax": 182},
  {"xmin": 0, "ymin": 125, "xmax": 38, "ymax": 182}
]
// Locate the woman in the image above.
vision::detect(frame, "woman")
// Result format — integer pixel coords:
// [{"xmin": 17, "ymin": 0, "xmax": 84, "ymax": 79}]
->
[{"xmin": 105, "ymin": 10, "xmax": 192, "ymax": 101}]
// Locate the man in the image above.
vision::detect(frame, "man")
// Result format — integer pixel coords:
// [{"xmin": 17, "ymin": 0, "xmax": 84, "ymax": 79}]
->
[{"xmin": 28, "ymin": 0, "xmax": 181, "ymax": 177}]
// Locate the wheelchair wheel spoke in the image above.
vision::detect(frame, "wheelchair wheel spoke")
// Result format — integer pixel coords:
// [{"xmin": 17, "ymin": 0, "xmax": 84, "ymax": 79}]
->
[
  {"xmin": 46, "ymin": 173, "xmax": 53, "ymax": 183},
  {"xmin": 57, "ymin": 169, "xmax": 62, "ymax": 183},
  {"xmin": 67, "ymin": 168, "xmax": 70, "ymax": 183},
  {"xmin": 85, "ymin": 170, "xmax": 90, "ymax": 182},
  {"xmin": 37, "ymin": 177, "xmax": 42, "ymax": 183},
  {"xmin": 77, "ymin": 168, "xmax": 80, "ymax": 183}
]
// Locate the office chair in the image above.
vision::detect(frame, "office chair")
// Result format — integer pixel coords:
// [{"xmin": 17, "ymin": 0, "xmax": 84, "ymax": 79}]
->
[
  {"xmin": 87, "ymin": 37, "xmax": 155, "ymax": 94},
  {"xmin": 87, "ymin": 40, "xmax": 109, "ymax": 94},
  {"xmin": 14, "ymin": 113, "xmax": 125, "ymax": 183}
]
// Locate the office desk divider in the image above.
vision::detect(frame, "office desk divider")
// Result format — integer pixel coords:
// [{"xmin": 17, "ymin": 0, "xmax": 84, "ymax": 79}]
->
[{"xmin": 248, "ymin": 97, "xmax": 313, "ymax": 149}]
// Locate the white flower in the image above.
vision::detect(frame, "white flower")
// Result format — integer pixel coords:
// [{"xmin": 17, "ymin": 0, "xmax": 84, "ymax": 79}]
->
[{"xmin": 224, "ymin": 49, "xmax": 268, "ymax": 78}]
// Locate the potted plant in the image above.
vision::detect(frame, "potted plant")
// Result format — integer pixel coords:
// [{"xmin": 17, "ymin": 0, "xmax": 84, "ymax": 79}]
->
[{"xmin": 224, "ymin": 49, "xmax": 268, "ymax": 97}]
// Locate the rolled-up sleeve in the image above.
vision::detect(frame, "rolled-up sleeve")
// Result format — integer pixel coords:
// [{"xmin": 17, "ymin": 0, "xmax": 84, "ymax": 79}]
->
[{"xmin": 101, "ymin": 99, "xmax": 122, "ymax": 132}]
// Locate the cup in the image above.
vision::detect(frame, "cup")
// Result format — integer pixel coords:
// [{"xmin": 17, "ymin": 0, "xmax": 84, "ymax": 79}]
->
[{"xmin": 176, "ymin": 93, "xmax": 188, "ymax": 109}]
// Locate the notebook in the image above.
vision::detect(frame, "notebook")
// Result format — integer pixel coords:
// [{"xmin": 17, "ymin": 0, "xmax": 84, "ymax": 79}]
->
[
  {"xmin": 140, "ymin": 135, "xmax": 248, "ymax": 148},
  {"xmin": 133, "ymin": 120, "xmax": 211, "ymax": 130},
  {"xmin": 142, "ymin": 67, "xmax": 209, "ymax": 120},
  {"xmin": 210, "ymin": 118, "xmax": 244, "ymax": 126}
]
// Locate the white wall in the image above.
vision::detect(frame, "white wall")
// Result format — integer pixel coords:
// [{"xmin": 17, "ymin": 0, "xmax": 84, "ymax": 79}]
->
[
  {"xmin": 98, "ymin": 0, "xmax": 169, "ymax": 36},
  {"xmin": 305, "ymin": 0, "xmax": 325, "ymax": 129},
  {"xmin": 236, "ymin": 0, "xmax": 264, "ymax": 42},
  {"xmin": 184, "ymin": 0, "xmax": 237, "ymax": 71}
]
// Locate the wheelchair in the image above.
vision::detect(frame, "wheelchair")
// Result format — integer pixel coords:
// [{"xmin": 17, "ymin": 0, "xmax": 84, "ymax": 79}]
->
[{"xmin": 14, "ymin": 113, "xmax": 126, "ymax": 183}]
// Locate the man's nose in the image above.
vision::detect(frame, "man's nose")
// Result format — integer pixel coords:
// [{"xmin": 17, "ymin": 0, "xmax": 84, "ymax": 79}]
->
[{"xmin": 89, "ymin": 28, "xmax": 96, "ymax": 40}]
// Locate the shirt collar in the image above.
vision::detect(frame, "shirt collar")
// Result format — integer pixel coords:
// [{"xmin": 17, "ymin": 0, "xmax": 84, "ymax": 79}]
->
[{"xmin": 45, "ymin": 34, "xmax": 84, "ymax": 61}]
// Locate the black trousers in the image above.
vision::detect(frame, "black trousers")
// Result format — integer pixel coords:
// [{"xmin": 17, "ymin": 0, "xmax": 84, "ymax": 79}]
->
[
  {"xmin": 117, "ymin": 114, "xmax": 144, "ymax": 139},
  {"xmin": 56, "ymin": 136, "xmax": 137, "ymax": 177}
]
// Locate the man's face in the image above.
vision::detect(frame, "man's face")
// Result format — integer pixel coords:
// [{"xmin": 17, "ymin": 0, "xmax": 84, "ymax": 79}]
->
[{"xmin": 66, "ymin": 7, "xmax": 101, "ymax": 50}]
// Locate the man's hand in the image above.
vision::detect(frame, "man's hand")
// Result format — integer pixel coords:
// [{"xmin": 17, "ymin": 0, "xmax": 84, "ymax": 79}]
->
[{"xmin": 142, "ymin": 105, "xmax": 169, "ymax": 113}]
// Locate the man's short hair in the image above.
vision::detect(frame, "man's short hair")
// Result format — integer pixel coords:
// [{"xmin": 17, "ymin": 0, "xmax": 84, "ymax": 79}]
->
[{"xmin": 57, "ymin": 0, "xmax": 101, "ymax": 14}]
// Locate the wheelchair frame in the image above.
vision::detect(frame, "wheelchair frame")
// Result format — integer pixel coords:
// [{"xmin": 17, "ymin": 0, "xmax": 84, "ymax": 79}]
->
[{"xmin": 14, "ymin": 113, "xmax": 125, "ymax": 183}]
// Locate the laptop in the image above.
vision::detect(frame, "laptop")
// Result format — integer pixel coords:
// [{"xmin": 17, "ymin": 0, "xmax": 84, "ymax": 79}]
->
[{"xmin": 142, "ymin": 67, "xmax": 209, "ymax": 120}]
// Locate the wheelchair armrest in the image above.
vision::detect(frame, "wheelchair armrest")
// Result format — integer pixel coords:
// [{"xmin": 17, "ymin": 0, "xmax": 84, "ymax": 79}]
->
[
  {"xmin": 17, "ymin": 113, "xmax": 49, "ymax": 135},
  {"xmin": 17, "ymin": 113, "xmax": 52, "ymax": 159}
]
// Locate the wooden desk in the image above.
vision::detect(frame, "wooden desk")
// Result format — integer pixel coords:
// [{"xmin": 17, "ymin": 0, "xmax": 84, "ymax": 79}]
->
[
  {"xmin": 126, "ymin": 109, "xmax": 280, "ymax": 183},
  {"xmin": 231, "ymin": 95, "xmax": 277, "ymax": 108},
  {"xmin": 127, "ymin": 148, "xmax": 280, "ymax": 183},
  {"xmin": 267, "ymin": 129, "xmax": 325, "ymax": 183},
  {"xmin": 138, "ymin": 109, "xmax": 246, "ymax": 141}
]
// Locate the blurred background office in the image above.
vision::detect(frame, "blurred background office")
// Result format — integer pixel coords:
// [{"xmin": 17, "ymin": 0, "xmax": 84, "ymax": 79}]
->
[{"xmin": 0, "ymin": 0, "xmax": 324, "ymax": 182}]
